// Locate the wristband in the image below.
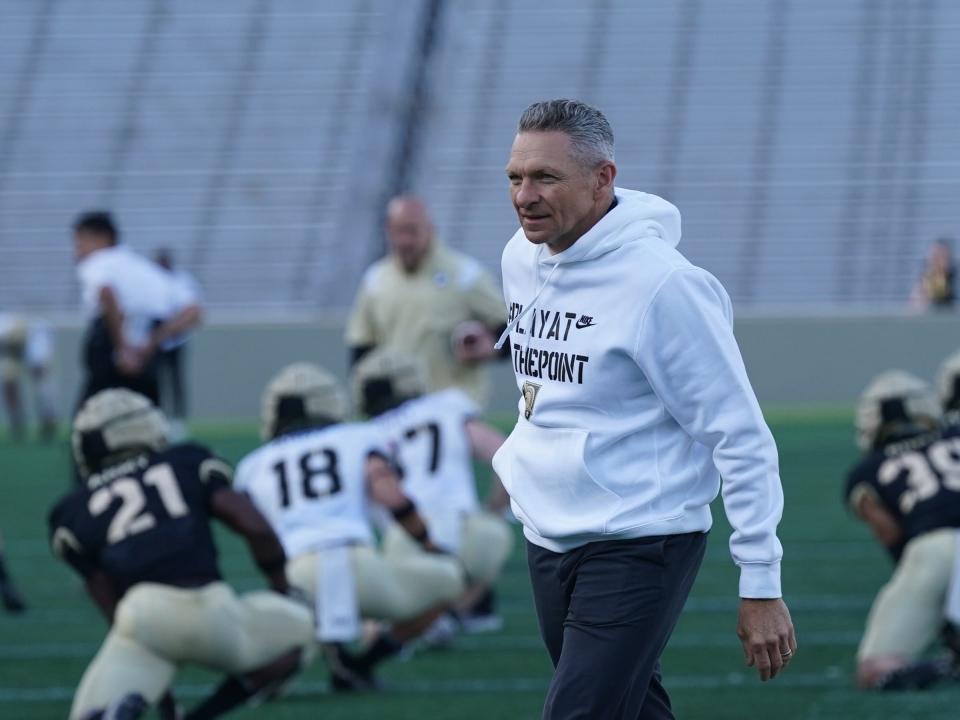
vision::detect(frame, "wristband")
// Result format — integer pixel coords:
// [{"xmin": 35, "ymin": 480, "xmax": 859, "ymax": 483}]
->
[{"xmin": 391, "ymin": 499, "xmax": 416, "ymax": 521}]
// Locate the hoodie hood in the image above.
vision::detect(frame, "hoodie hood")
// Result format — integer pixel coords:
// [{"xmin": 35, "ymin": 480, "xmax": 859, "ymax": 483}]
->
[
  {"xmin": 537, "ymin": 187, "xmax": 681, "ymax": 266},
  {"xmin": 494, "ymin": 188, "xmax": 681, "ymax": 351}
]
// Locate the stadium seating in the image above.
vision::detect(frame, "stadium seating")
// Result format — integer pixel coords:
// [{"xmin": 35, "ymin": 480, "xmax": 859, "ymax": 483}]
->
[{"xmin": 0, "ymin": 0, "xmax": 957, "ymax": 313}]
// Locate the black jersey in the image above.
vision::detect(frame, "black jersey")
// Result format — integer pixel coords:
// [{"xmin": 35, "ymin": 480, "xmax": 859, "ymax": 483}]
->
[
  {"xmin": 845, "ymin": 424, "xmax": 960, "ymax": 553},
  {"xmin": 49, "ymin": 443, "xmax": 231, "ymax": 595}
]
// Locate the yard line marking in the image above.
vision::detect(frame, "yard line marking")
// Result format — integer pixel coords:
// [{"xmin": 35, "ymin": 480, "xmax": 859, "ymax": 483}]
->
[
  {"xmin": 0, "ymin": 631, "xmax": 863, "ymax": 659},
  {"xmin": 0, "ymin": 595, "xmax": 873, "ymax": 626},
  {"xmin": 0, "ymin": 672, "xmax": 849, "ymax": 702},
  {"xmin": 5, "ymin": 539, "xmax": 884, "ymax": 561}
]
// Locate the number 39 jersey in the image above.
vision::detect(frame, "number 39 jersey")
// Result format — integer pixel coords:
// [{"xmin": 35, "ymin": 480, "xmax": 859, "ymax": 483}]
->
[
  {"xmin": 47, "ymin": 443, "xmax": 232, "ymax": 594},
  {"xmin": 846, "ymin": 424, "xmax": 960, "ymax": 550},
  {"xmin": 374, "ymin": 389, "xmax": 480, "ymax": 552},
  {"xmin": 234, "ymin": 423, "xmax": 385, "ymax": 557}
]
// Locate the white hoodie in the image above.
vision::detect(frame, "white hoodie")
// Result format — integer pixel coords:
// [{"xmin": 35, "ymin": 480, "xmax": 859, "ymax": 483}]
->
[{"xmin": 492, "ymin": 188, "xmax": 784, "ymax": 599}]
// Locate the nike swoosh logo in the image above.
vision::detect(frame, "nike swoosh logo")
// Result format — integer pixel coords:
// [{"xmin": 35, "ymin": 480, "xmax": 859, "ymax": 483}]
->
[{"xmin": 576, "ymin": 319, "xmax": 596, "ymax": 329}]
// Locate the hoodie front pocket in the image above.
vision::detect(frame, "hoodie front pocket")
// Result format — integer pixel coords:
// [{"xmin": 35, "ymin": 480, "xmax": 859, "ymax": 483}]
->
[{"xmin": 494, "ymin": 423, "xmax": 622, "ymax": 539}]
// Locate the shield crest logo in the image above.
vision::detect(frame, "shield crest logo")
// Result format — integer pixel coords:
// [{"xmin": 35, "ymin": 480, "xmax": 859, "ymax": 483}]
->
[{"xmin": 522, "ymin": 381, "xmax": 541, "ymax": 420}]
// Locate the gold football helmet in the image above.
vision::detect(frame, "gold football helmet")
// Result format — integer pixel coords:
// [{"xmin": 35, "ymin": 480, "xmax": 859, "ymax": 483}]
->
[
  {"xmin": 72, "ymin": 389, "xmax": 169, "ymax": 477},
  {"xmin": 855, "ymin": 370, "xmax": 940, "ymax": 451},
  {"xmin": 351, "ymin": 349, "xmax": 427, "ymax": 417},
  {"xmin": 261, "ymin": 362, "xmax": 347, "ymax": 439}
]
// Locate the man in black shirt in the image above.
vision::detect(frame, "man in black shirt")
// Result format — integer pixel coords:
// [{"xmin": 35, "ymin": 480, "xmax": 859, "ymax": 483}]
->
[
  {"xmin": 50, "ymin": 389, "xmax": 313, "ymax": 720},
  {"xmin": 845, "ymin": 370, "xmax": 960, "ymax": 690}
]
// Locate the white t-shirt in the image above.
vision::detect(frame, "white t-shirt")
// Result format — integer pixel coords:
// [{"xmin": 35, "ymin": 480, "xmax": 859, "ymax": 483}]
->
[
  {"xmin": 76, "ymin": 246, "xmax": 194, "ymax": 346},
  {"xmin": 234, "ymin": 423, "xmax": 387, "ymax": 558},
  {"xmin": 374, "ymin": 389, "xmax": 480, "ymax": 552},
  {"xmin": 160, "ymin": 269, "xmax": 202, "ymax": 351}
]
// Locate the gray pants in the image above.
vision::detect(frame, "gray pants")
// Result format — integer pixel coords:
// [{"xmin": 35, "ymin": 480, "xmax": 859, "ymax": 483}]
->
[{"xmin": 527, "ymin": 533, "xmax": 708, "ymax": 720}]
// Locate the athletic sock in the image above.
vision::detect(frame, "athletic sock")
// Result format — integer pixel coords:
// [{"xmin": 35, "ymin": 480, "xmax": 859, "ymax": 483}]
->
[
  {"xmin": 184, "ymin": 677, "xmax": 253, "ymax": 720},
  {"xmin": 356, "ymin": 632, "xmax": 403, "ymax": 672},
  {"xmin": 876, "ymin": 657, "xmax": 953, "ymax": 691}
]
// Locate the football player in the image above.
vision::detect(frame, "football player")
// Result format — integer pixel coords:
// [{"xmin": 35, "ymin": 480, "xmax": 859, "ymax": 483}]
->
[
  {"xmin": 936, "ymin": 350, "xmax": 960, "ymax": 649},
  {"xmin": 49, "ymin": 389, "xmax": 314, "ymax": 720},
  {"xmin": 234, "ymin": 363, "xmax": 466, "ymax": 689},
  {"xmin": 352, "ymin": 350, "xmax": 514, "ymax": 633},
  {"xmin": 0, "ymin": 312, "xmax": 57, "ymax": 441},
  {"xmin": 845, "ymin": 370, "xmax": 960, "ymax": 690},
  {"xmin": 0, "ymin": 531, "xmax": 26, "ymax": 613}
]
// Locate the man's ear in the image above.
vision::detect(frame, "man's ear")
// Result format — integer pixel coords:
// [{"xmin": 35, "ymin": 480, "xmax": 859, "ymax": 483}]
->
[{"xmin": 595, "ymin": 161, "xmax": 617, "ymax": 198}]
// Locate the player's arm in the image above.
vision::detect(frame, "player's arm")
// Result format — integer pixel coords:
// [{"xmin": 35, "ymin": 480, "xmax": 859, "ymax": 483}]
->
[
  {"xmin": 50, "ymin": 516, "xmax": 118, "ymax": 623},
  {"xmin": 98, "ymin": 285, "xmax": 127, "ymax": 351},
  {"xmin": 465, "ymin": 418, "xmax": 510, "ymax": 512},
  {"xmin": 84, "ymin": 570, "xmax": 120, "ymax": 623},
  {"xmin": 455, "ymin": 268, "xmax": 510, "ymax": 362},
  {"xmin": 145, "ymin": 302, "xmax": 202, "ymax": 357},
  {"xmin": 848, "ymin": 484, "xmax": 905, "ymax": 553},
  {"xmin": 209, "ymin": 488, "xmax": 289, "ymax": 593},
  {"xmin": 346, "ymin": 283, "xmax": 378, "ymax": 367},
  {"xmin": 365, "ymin": 452, "xmax": 442, "ymax": 552}
]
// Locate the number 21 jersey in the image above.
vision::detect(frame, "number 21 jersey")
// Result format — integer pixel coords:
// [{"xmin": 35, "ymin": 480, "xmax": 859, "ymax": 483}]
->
[
  {"xmin": 47, "ymin": 443, "xmax": 231, "ymax": 594},
  {"xmin": 234, "ymin": 424, "xmax": 385, "ymax": 557}
]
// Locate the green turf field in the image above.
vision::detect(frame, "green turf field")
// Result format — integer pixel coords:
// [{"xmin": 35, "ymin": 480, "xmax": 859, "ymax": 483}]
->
[{"xmin": 2, "ymin": 412, "xmax": 960, "ymax": 719}]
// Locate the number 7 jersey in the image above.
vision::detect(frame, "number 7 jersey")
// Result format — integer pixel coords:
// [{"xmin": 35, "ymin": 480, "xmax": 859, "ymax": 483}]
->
[
  {"xmin": 234, "ymin": 423, "xmax": 387, "ymax": 557},
  {"xmin": 846, "ymin": 423, "xmax": 960, "ymax": 556},
  {"xmin": 373, "ymin": 389, "xmax": 481, "ymax": 553}
]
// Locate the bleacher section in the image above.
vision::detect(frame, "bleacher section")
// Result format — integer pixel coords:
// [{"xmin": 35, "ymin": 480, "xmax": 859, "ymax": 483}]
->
[
  {"xmin": 0, "ymin": 0, "xmax": 409, "ymax": 313},
  {"xmin": 0, "ymin": 0, "xmax": 957, "ymax": 314},
  {"xmin": 413, "ymin": 0, "xmax": 960, "ymax": 309}
]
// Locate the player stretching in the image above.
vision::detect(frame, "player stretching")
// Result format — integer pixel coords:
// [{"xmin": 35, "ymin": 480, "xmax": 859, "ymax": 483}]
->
[
  {"xmin": 353, "ymin": 350, "xmax": 514, "ymax": 635},
  {"xmin": 235, "ymin": 363, "xmax": 467, "ymax": 690},
  {"xmin": 49, "ymin": 389, "xmax": 313, "ymax": 719},
  {"xmin": 845, "ymin": 370, "xmax": 960, "ymax": 689}
]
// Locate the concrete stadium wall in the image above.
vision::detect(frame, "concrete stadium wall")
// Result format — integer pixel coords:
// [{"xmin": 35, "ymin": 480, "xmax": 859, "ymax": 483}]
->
[{"xmin": 19, "ymin": 313, "xmax": 960, "ymax": 425}]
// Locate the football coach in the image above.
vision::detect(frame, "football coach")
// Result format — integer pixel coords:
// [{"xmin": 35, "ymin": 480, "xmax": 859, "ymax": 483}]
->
[{"xmin": 491, "ymin": 99, "xmax": 795, "ymax": 719}]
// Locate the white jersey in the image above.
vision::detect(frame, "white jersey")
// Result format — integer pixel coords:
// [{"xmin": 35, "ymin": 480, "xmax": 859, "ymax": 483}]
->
[
  {"xmin": 235, "ymin": 423, "xmax": 387, "ymax": 557},
  {"xmin": 76, "ymin": 246, "xmax": 194, "ymax": 346},
  {"xmin": 375, "ymin": 389, "xmax": 480, "ymax": 552},
  {"xmin": 160, "ymin": 269, "xmax": 202, "ymax": 351}
]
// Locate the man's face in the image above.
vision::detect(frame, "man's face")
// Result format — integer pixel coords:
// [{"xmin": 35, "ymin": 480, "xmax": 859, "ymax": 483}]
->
[
  {"xmin": 386, "ymin": 200, "xmax": 433, "ymax": 273},
  {"xmin": 506, "ymin": 131, "xmax": 612, "ymax": 252},
  {"xmin": 73, "ymin": 230, "xmax": 109, "ymax": 262}
]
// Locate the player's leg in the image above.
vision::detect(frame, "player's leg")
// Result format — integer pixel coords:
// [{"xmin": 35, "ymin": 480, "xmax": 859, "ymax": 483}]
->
[
  {"xmin": 135, "ymin": 583, "xmax": 313, "ymax": 719},
  {"xmin": 336, "ymin": 544, "xmax": 465, "ymax": 687},
  {"xmin": 169, "ymin": 345, "xmax": 186, "ymax": 423},
  {"xmin": 456, "ymin": 510, "xmax": 514, "ymax": 631},
  {"xmin": 1, "ymin": 355, "xmax": 25, "ymax": 440},
  {"xmin": 69, "ymin": 630, "xmax": 176, "ymax": 720},
  {"xmin": 541, "ymin": 533, "xmax": 706, "ymax": 720},
  {"xmin": 857, "ymin": 529, "xmax": 957, "ymax": 689},
  {"xmin": 0, "ymin": 532, "xmax": 26, "ymax": 613},
  {"xmin": 25, "ymin": 321, "xmax": 56, "ymax": 440}
]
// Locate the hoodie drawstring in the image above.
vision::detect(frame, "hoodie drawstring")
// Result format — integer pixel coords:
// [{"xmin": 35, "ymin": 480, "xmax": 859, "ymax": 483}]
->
[{"xmin": 494, "ymin": 261, "xmax": 560, "ymax": 350}]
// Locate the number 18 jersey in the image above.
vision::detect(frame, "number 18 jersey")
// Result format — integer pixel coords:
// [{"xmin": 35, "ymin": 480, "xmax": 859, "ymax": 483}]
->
[{"xmin": 234, "ymin": 423, "xmax": 386, "ymax": 557}]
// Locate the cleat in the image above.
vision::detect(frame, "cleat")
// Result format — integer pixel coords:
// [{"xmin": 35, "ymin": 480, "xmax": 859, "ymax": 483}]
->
[
  {"xmin": 324, "ymin": 645, "xmax": 380, "ymax": 693},
  {"xmin": 104, "ymin": 693, "xmax": 148, "ymax": 720},
  {"xmin": 0, "ymin": 580, "xmax": 26, "ymax": 614}
]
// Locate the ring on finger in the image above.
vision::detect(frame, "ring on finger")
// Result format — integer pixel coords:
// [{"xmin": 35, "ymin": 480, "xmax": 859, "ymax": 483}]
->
[{"xmin": 780, "ymin": 649, "xmax": 793, "ymax": 658}]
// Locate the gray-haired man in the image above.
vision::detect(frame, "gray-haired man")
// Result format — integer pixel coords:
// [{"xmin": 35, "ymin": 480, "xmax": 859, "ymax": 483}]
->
[{"xmin": 492, "ymin": 99, "xmax": 795, "ymax": 718}]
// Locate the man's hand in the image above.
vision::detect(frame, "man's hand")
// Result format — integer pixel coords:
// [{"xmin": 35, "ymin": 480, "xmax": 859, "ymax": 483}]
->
[
  {"xmin": 115, "ymin": 344, "xmax": 147, "ymax": 376},
  {"xmin": 452, "ymin": 321, "xmax": 496, "ymax": 364},
  {"xmin": 737, "ymin": 598, "xmax": 796, "ymax": 681}
]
